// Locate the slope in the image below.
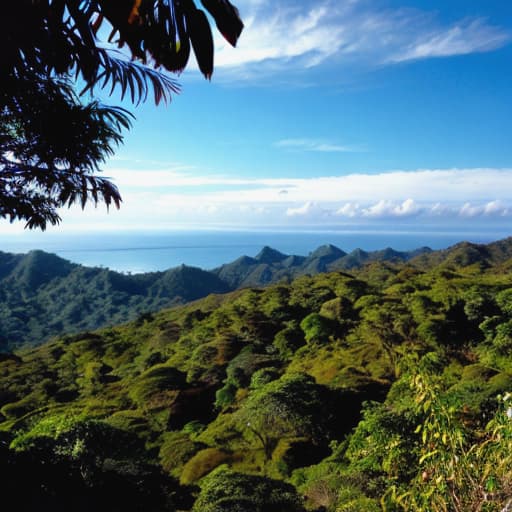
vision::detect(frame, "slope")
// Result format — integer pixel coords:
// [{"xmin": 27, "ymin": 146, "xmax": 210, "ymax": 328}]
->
[{"xmin": 1, "ymin": 251, "xmax": 512, "ymax": 509}]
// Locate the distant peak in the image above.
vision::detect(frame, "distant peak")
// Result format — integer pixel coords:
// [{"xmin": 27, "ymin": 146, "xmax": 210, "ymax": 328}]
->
[
  {"xmin": 25, "ymin": 249, "xmax": 71, "ymax": 266},
  {"xmin": 254, "ymin": 246, "xmax": 287, "ymax": 263},
  {"xmin": 309, "ymin": 244, "xmax": 346, "ymax": 259},
  {"xmin": 377, "ymin": 247, "xmax": 402, "ymax": 257},
  {"xmin": 349, "ymin": 248, "xmax": 368, "ymax": 257}
]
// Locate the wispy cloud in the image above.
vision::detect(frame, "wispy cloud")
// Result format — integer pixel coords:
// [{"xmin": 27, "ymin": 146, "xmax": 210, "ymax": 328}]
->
[
  {"xmin": 109, "ymin": 167, "xmax": 512, "ymax": 202},
  {"xmin": 212, "ymin": 0, "xmax": 510, "ymax": 79},
  {"xmin": 274, "ymin": 138, "xmax": 360, "ymax": 153},
  {"xmin": 390, "ymin": 18, "xmax": 510, "ymax": 63}
]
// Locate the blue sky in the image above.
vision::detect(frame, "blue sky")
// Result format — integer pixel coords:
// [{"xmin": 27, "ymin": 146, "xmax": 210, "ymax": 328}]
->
[{"xmin": 5, "ymin": 0, "xmax": 512, "ymax": 233}]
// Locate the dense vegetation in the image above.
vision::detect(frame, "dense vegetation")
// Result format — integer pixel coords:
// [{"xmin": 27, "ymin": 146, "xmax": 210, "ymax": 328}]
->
[
  {"xmin": 2, "ymin": 238, "xmax": 512, "ymax": 510},
  {"xmin": 0, "ymin": 244, "xmax": 430, "ymax": 351}
]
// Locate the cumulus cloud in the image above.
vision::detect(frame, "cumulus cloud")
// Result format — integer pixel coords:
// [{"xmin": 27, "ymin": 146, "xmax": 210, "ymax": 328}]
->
[
  {"xmin": 360, "ymin": 199, "xmax": 511, "ymax": 220},
  {"xmin": 335, "ymin": 202, "xmax": 360, "ymax": 218},
  {"xmin": 459, "ymin": 200, "xmax": 510, "ymax": 218},
  {"xmin": 483, "ymin": 200, "xmax": 510, "ymax": 216},
  {"xmin": 362, "ymin": 198, "xmax": 421, "ymax": 218},
  {"xmin": 286, "ymin": 201, "xmax": 328, "ymax": 218},
  {"xmin": 212, "ymin": 0, "xmax": 510, "ymax": 79},
  {"xmin": 285, "ymin": 198, "xmax": 512, "ymax": 223}
]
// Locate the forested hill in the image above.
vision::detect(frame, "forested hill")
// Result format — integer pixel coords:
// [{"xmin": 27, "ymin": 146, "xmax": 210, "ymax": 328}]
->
[
  {"xmin": 2, "ymin": 237, "xmax": 512, "ymax": 351},
  {"xmin": 2, "ymin": 237, "xmax": 512, "ymax": 510},
  {"xmin": 0, "ymin": 250, "xmax": 230, "ymax": 351},
  {"xmin": 0, "ymin": 243, "xmax": 436, "ymax": 351}
]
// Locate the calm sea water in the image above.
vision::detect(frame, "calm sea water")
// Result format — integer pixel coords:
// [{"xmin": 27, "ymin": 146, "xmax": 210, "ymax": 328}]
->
[{"xmin": 1, "ymin": 228, "xmax": 510, "ymax": 274}]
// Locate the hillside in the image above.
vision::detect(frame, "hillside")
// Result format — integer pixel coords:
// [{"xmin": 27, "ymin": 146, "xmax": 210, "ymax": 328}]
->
[
  {"xmin": 2, "ymin": 245, "xmax": 512, "ymax": 510},
  {"xmin": 0, "ymin": 251, "xmax": 230, "ymax": 351},
  {"xmin": 0, "ymin": 243, "xmax": 435, "ymax": 351}
]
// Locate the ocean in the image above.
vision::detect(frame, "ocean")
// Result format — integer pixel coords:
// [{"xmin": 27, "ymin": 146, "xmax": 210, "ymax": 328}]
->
[{"xmin": 1, "ymin": 227, "xmax": 510, "ymax": 274}]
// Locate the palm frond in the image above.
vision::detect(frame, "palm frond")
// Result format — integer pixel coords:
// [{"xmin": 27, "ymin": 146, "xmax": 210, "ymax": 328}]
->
[
  {"xmin": 0, "ymin": 74, "xmax": 129, "ymax": 229},
  {"xmin": 201, "ymin": 0, "xmax": 244, "ymax": 47},
  {"xmin": 80, "ymin": 50, "xmax": 181, "ymax": 105},
  {"xmin": 0, "ymin": 0, "xmax": 243, "ymax": 229},
  {"xmin": 186, "ymin": 5, "xmax": 214, "ymax": 80}
]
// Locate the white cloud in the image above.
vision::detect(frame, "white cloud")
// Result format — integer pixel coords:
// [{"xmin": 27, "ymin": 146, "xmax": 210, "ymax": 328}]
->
[
  {"xmin": 458, "ymin": 200, "xmax": 510, "ymax": 218},
  {"xmin": 214, "ymin": 2, "xmax": 346, "ymax": 69},
  {"xmin": 107, "ymin": 167, "xmax": 512, "ymax": 204},
  {"xmin": 3, "ymin": 167, "xmax": 512, "ymax": 232},
  {"xmin": 286, "ymin": 201, "xmax": 328, "ymax": 218},
  {"xmin": 107, "ymin": 168, "xmax": 279, "ymax": 189},
  {"xmin": 333, "ymin": 199, "xmax": 422, "ymax": 219},
  {"xmin": 483, "ymin": 200, "xmax": 510, "ymax": 216},
  {"xmin": 96, "ymin": 169, "xmax": 512, "ymax": 225},
  {"xmin": 391, "ymin": 18, "xmax": 510, "ymax": 63},
  {"xmin": 275, "ymin": 138, "xmax": 359, "ymax": 153},
  {"xmin": 430, "ymin": 202, "xmax": 452, "ymax": 217},
  {"xmin": 212, "ymin": 1, "xmax": 510, "ymax": 79},
  {"xmin": 362, "ymin": 198, "xmax": 421, "ymax": 218},
  {"xmin": 335, "ymin": 202, "xmax": 360, "ymax": 218}
]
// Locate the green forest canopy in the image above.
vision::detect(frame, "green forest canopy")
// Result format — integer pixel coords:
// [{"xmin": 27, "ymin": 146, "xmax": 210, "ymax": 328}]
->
[{"xmin": 2, "ymin": 238, "xmax": 512, "ymax": 510}]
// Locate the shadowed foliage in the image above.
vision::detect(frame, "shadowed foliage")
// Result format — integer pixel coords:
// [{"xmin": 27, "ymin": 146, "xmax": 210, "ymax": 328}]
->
[{"xmin": 1, "ymin": 0, "xmax": 243, "ymax": 229}]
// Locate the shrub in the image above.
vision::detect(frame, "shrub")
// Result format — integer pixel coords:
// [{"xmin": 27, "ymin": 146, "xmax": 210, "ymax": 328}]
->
[
  {"xmin": 159, "ymin": 431, "xmax": 205, "ymax": 476},
  {"xmin": 180, "ymin": 448, "xmax": 232, "ymax": 485},
  {"xmin": 129, "ymin": 364, "xmax": 186, "ymax": 407},
  {"xmin": 192, "ymin": 467, "xmax": 306, "ymax": 512},
  {"xmin": 273, "ymin": 324, "xmax": 305, "ymax": 359},
  {"xmin": 300, "ymin": 313, "xmax": 335, "ymax": 344},
  {"xmin": 215, "ymin": 383, "xmax": 238, "ymax": 410},
  {"xmin": 250, "ymin": 368, "xmax": 281, "ymax": 389}
]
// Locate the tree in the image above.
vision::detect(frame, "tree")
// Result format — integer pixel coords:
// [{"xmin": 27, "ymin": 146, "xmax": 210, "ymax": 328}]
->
[
  {"xmin": 237, "ymin": 373, "xmax": 325, "ymax": 464},
  {"xmin": 1, "ymin": 1, "xmax": 243, "ymax": 229},
  {"xmin": 0, "ymin": 75, "xmax": 132, "ymax": 229},
  {"xmin": 355, "ymin": 299, "xmax": 415, "ymax": 378}
]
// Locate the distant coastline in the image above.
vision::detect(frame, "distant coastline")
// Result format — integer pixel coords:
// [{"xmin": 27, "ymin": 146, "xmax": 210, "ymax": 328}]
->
[{"xmin": 1, "ymin": 227, "xmax": 510, "ymax": 274}]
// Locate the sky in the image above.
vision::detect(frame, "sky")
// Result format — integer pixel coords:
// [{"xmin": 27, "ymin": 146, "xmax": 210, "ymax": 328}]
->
[{"xmin": 4, "ymin": 0, "xmax": 512, "ymax": 234}]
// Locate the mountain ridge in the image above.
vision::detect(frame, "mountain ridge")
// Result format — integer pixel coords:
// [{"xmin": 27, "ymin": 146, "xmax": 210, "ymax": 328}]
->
[{"xmin": 1, "ymin": 237, "xmax": 512, "ymax": 351}]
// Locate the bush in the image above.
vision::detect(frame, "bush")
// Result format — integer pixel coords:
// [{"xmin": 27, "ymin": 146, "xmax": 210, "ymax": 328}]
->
[
  {"xmin": 224, "ymin": 347, "xmax": 279, "ymax": 388},
  {"xmin": 180, "ymin": 448, "xmax": 232, "ymax": 485},
  {"xmin": 336, "ymin": 487, "xmax": 380, "ymax": 512},
  {"xmin": 192, "ymin": 467, "xmax": 306, "ymax": 512},
  {"xmin": 159, "ymin": 431, "xmax": 205, "ymax": 476},
  {"xmin": 215, "ymin": 383, "xmax": 238, "ymax": 410},
  {"xmin": 250, "ymin": 368, "xmax": 281, "ymax": 389},
  {"xmin": 273, "ymin": 324, "xmax": 305, "ymax": 359},
  {"xmin": 320, "ymin": 296, "xmax": 353, "ymax": 321},
  {"xmin": 300, "ymin": 313, "xmax": 335, "ymax": 344},
  {"xmin": 129, "ymin": 364, "xmax": 186, "ymax": 406}
]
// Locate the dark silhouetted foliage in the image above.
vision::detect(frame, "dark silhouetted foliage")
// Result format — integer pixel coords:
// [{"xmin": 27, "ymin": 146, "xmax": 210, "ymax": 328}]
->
[{"xmin": 1, "ymin": 0, "xmax": 243, "ymax": 229}]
